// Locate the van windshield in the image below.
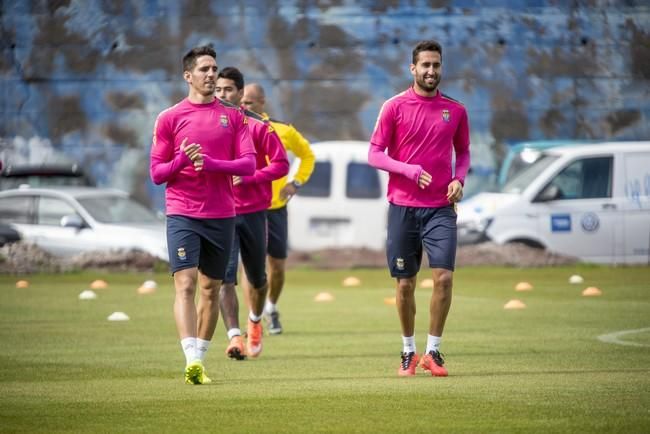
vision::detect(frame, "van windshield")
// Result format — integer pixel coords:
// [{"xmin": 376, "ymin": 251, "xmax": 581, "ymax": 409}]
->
[{"xmin": 502, "ymin": 155, "xmax": 559, "ymax": 194}]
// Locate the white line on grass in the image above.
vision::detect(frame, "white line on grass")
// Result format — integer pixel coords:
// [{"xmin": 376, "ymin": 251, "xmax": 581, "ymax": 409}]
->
[{"xmin": 597, "ymin": 327, "xmax": 650, "ymax": 347}]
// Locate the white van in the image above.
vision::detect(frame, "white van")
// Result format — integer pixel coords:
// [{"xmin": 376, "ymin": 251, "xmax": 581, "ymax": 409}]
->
[
  {"xmin": 459, "ymin": 141, "xmax": 650, "ymax": 264},
  {"xmin": 287, "ymin": 141, "xmax": 388, "ymax": 251}
]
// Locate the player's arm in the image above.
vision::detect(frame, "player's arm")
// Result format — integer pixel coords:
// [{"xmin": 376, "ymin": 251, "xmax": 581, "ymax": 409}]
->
[
  {"xmin": 367, "ymin": 102, "xmax": 431, "ymax": 189},
  {"xmin": 150, "ymin": 116, "xmax": 198, "ymax": 185},
  {"xmin": 239, "ymin": 124, "xmax": 289, "ymax": 184},
  {"xmin": 447, "ymin": 110, "xmax": 471, "ymax": 203},
  {"xmin": 287, "ymin": 125, "xmax": 315, "ymax": 185},
  {"xmin": 197, "ymin": 111, "xmax": 256, "ymax": 176}
]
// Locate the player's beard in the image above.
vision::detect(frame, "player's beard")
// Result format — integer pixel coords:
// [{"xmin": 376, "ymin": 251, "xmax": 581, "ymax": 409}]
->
[{"xmin": 416, "ymin": 72, "xmax": 440, "ymax": 93}]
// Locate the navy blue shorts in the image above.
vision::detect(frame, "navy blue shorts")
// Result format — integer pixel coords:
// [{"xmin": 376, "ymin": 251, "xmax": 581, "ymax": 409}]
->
[
  {"xmin": 166, "ymin": 215, "xmax": 235, "ymax": 280},
  {"xmin": 224, "ymin": 210, "xmax": 268, "ymax": 287},
  {"xmin": 386, "ymin": 204, "xmax": 457, "ymax": 277},
  {"xmin": 267, "ymin": 206, "xmax": 288, "ymax": 259}
]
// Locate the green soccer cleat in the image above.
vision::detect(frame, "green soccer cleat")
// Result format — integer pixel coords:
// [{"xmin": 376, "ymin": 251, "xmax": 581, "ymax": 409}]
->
[{"xmin": 184, "ymin": 360, "xmax": 204, "ymax": 385}]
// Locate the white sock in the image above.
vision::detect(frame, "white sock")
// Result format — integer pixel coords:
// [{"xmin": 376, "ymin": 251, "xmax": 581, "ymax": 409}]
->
[
  {"xmin": 426, "ymin": 335, "xmax": 442, "ymax": 354},
  {"xmin": 264, "ymin": 300, "xmax": 277, "ymax": 314},
  {"xmin": 402, "ymin": 335, "xmax": 416, "ymax": 354},
  {"xmin": 196, "ymin": 338, "xmax": 210, "ymax": 362},
  {"xmin": 249, "ymin": 311, "xmax": 263, "ymax": 322},
  {"xmin": 227, "ymin": 328, "xmax": 242, "ymax": 340},
  {"xmin": 180, "ymin": 337, "xmax": 197, "ymax": 365}
]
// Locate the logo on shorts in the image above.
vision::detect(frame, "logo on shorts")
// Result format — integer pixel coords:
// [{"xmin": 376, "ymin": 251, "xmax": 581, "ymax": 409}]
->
[
  {"xmin": 220, "ymin": 115, "xmax": 228, "ymax": 128},
  {"xmin": 177, "ymin": 247, "xmax": 187, "ymax": 261},
  {"xmin": 442, "ymin": 109, "xmax": 450, "ymax": 122},
  {"xmin": 396, "ymin": 257, "xmax": 405, "ymax": 271}
]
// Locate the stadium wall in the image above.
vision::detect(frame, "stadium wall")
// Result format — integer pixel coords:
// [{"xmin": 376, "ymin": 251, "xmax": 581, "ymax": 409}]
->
[{"xmin": 1, "ymin": 0, "xmax": 649, "ymax": 208}]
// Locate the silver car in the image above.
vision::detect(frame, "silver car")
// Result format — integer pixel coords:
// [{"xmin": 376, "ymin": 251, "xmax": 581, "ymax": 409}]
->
[{"xmin": 0, "ymin": 187, "xmax": 168, "ymax": 261}]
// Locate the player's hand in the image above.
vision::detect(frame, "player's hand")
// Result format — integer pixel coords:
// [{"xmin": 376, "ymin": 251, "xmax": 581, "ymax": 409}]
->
[
  {"xmin": 180, "ymin": 138, "xmax": 202, "ymax": 161},
  {"xmin": 447, "ymin": 179, "xmax": 463, "ymax": 203},
  {"xmin": 418, "ymin": 170, "xmax": 432, "ymax": 189},
  {"xmin": 233, "ymin": 175, "xmax": 242, "ymax": 186},
  {"xmin": 279, "ymin": 183, "xmax": 298, "ymax": 201}
]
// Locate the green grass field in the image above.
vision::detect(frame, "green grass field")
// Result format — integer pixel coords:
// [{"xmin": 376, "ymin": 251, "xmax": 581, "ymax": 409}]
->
[{"xmin": 1, "ymin": 265, "xmax": 649, "ymax": 433}]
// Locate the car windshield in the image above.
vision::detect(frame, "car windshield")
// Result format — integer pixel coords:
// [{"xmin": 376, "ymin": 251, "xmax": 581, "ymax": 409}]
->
[
  {"xmin": 77, "ymin": 195, "xmax": 161, "ymax": 224},
  {"xmin": 502, "ymin": 155, "xmax": 559, "ymax": 194}
]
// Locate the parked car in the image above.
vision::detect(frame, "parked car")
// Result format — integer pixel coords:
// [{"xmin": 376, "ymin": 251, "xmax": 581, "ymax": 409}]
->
[
  {"xmin": 0, "ymin": 187, "xmax": 168, "ymax": 261},
  {"xmin": 0, "ymin": 163, "xmax": 94, "ymax": 190},
  {"xmin": 458, "ymin": 141, "xmax": 650, "ymax": 264},
  {"xmin": 287, "ymin": 141, "xmax": 388, "ymax": 251}
]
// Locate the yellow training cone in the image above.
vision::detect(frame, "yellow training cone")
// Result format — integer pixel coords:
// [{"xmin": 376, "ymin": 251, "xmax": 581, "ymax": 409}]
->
[
  {"xmin": 15, "ymin": 280, "xmax": 29, "ymax": 288},
  {"xmin": 342, "ymin": 276, "xmax": 361, "ymax": 287},
  {"xmin": 90, "ymin": 279, "xmax": 108, "ymax": 289},
  {"xmin": 137, "ymin": 280, "xmax": 158, "ymax": 295},
  {"xmin": 384, "ymin": 296, "xmax": 396, "ymax": 305},
  {"xmin": 314, "ymin": 292, "xmax": 334, "ymax": 302},
  {"xmin": 419, "ymin": 278, "xmax": 434, "ymax": 288},
  {"xmin": 582, "ymin": 286, "xmax": 602, "ymax": 297},
  {"xmin": 504, "ymin": 299, "xmax": 526, "ymax": 309},
  {"xmin": 515, "ymin": 281, "xmax": 533, "ymax": 291}
]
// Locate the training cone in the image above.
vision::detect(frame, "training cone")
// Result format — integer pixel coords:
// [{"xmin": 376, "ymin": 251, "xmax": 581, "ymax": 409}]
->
[
  {"xmin": 515, "ymin": 281, "xmax": 533, "ymax": 291},
  {"xmin": 15, "ymin": 280, "xmax": 29, "ymax": 288},
  {"xmin": 384, "ymin": 296, "xmax": 396, "ymax": 305},
  {"xmin": 107, "ymin": 311, "xmax": 130, "ymax": 321},
  {"xmin": 419, "ymin": 278, "xmax": 434, "ymax": 288},
  {"xmin": 137, "ymin": 280, "xmax": 158, "ymax": 295},
  {"xmin": 504, "ymin": 299, "xmax": 526, "ymax": 309},
  {"xmin": 314, "ymin": 292, "xmax": 334, "ymax": 302},
  {"xmin": 569, "ymin": 274, "xmax": 584, "ymax": 284},
  {"xmin": 78, "ymin": 290, "xmax": 97, "ymax": 300},
  {"xmin": 582, "ymin": 286, "xmax": 602, "ymax": 297},
  {"xmin": 90, "ymin": 279, "xmax": 108, "ymax": 289},
  {"xmin": 342, "ymin": 276, "xmax": 361, "ymax": 287}
]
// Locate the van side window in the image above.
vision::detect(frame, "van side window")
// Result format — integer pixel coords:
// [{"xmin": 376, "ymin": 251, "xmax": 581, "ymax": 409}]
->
[
  {"xmin": 346, "ymin": 162, "xmax": 382, "ymax": 199},
  {"xmin": 546, "ymin": 156, "xmax": 613, "ymax": 200},
  {"xmin": 297, "ymin": 161, "xmax": 331, "ymax": 198},
  {"xmin": 0, "ymin": 196, "xmax": 33, "ymax": 223}
]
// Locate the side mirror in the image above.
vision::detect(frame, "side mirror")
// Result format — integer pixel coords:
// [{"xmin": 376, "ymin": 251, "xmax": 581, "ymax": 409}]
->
[
  {"xmin": 60, "ymin": 214, "xmax": 84, "ymax": 229},
  {"xmin": 535, "ymin": 184, "xmax": 561, "ymax": 202}
]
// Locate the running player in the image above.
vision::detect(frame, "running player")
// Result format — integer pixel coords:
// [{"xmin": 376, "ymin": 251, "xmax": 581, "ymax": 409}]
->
[
  {"xmin": 368, "ymin": 40, "xmax": 470, "ymax": 377},
  {"xmin": 150, "ymin": 46, "xmax": 256, "ymax": 384},
  {"xmin": 215, "ymin": 67, "xmax": 289, "ymax": 359},
  {"xmin": 242, "ymin": 83, "xmax": 315, "ymax": 334}
]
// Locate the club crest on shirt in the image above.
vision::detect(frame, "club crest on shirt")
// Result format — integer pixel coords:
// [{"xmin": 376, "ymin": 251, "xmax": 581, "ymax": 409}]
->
[
  {"xmin": 442, "ymin": 109, "xmax": 450, "ymax": 122},
  {"xmin": 177, "ymin": 247, "xmax": 187, "ymax": 261},
  {"xmin": 220, "ymin": 115, "xmax": 229, "ymax": 128}
]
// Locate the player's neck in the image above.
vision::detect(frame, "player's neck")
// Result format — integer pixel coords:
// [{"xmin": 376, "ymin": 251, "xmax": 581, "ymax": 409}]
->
[
  {"xmin": 413, "ymin": 85, "xmax": 438, "ymax": 98},
  {"xmin": 187, "ymin": 90, "xmax": 215, "ymax": 104}
]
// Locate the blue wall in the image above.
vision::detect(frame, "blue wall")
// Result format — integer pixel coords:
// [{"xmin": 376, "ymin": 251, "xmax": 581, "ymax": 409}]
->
[{"xmin": 2, "ymin": 0, "xmax": 649, "ymax": 209}]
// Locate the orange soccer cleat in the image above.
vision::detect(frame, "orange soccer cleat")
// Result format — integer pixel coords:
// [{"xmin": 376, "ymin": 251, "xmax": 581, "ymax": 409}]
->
[
  {"xmin": 420, "ymin": 350, "xmax": 448, "ymax": 377},
  {"xmin": 226, "ymin": 335, "xmax": 247, "ymax": 361},
  {"xmin": 398, "ymin": 352, "xmax": 420, "ymax": 377},
  {"xmin": 247, "ymin": 319, "xmax": 263, "ymax": 358}
]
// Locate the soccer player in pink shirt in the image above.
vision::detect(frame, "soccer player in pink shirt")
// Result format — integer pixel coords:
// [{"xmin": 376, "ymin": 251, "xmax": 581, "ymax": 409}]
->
[
  {"xmin": 150, "ymin": 46, "xmax": 256, "ymax": 385},
  {"xmin": 368, "ymin": 40, "xmax": 471, "ymax": 377},
  {"xmin": 215, "ymin": 67, "xmax": 289, "ymax": 360}
]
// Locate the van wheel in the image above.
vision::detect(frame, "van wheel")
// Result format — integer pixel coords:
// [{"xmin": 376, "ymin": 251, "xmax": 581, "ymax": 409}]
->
[{"xmin": 508, "ymin": 239, "xmax": 545, "ymax": 249}]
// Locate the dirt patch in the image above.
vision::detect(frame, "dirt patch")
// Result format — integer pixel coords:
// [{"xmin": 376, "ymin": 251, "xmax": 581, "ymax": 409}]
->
[
  {"xmin": 288, "ymin": 242, "xmax": 578, "ymax": 269},
  {"xmin": 0, "ymin": 241, "xmax": 578, "ymax": 275}
]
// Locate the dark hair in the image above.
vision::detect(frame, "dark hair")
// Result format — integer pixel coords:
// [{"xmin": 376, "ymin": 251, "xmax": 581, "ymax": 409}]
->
[
  {"xmin": 217, "ymin": 66, "xmax": 245, "ymax": 90},
  {"xmin": 412, "ymin": 40, "xmax": 443, "ymax": 64},
  {"xmin": 182, "ymin": 45, "xmax": 216, "ymax": 72}
]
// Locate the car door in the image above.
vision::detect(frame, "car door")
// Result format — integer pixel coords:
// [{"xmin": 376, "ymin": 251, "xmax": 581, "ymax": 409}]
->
[
  {"xmin": 621, "ymin": 150, "xmax": 650, "ymax": 263},
  {"xmin": 31, "ymin": 195, "xmax": 94, "ymax": 255},
  {"xmin": 533, "ymin": 155, "xmax": 619, "ymax": 262}
]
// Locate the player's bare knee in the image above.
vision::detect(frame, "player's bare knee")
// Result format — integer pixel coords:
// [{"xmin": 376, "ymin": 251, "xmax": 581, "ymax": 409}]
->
[{"xmin": 397, "ymin": 278, "xmax": 416, "ymax": 295}]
